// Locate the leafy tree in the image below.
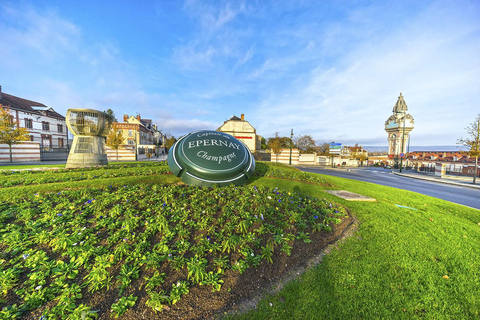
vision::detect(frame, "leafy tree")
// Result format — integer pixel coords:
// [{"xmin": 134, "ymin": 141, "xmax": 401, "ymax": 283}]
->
[
  {"xmin": 357, "ymin": 152, "xmax": 368, "ymax": 166},
  {"xmin": 294, "ymin": 134, "xmax": 317, "ymax": 154},
  {"xmin": 266, "ymin": 136, "xmax": 291, "ymax": 149},
  {"xmin": 106, "ymin": 123, "xmax": 125, "ymax": 161},
  {"xmin": 457, "ymin": 114, "xmax": 480, "ymax": 184},
  {"xmin": 269, "ymin": 133, "xmax": 283, "ymax": 162},
  {"xmin": 104, "ymin": 108, "xmax": 117, "ymax": 122},
  {"xmin": 0, "ymin": 106, "xmax": 30, "ymax": 162},
  {"xmin": 260, "ymin": 137, "xmax": 267, "ymax": 150},
  {"xmin": 165, "ymin": 134, "xmax": 177, "ymax": 150}
]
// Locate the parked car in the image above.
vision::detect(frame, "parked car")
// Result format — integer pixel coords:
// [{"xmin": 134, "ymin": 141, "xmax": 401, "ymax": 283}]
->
[{"xmin": 384, "ymin": 165, "xmax": 392, "ymax": 169}]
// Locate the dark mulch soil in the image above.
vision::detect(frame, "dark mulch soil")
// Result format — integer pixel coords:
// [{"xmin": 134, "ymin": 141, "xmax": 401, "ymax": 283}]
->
[{"xmin": 99, "ymin": 215, "xmax": 357, "ymax": 320}]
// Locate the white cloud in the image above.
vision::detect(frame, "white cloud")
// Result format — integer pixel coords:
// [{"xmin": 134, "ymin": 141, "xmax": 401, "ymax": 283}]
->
[
  {"xmin": 1, "ymin": 0, "xmax": 478, "ymax": 147},
  {"xmin": 251, "ymin": 1, "xmax": 480, "ymax": 145},
  {"xmin": 173, "ymin": 43, "xmax": 217, "ymax": 70},
  {"xmin": 183, "ymin": 0, "xmax": 244, "ymax": 33},
  {"xmin": 0, "ymin": 3, "xmax": 80, "ymax": 69}
]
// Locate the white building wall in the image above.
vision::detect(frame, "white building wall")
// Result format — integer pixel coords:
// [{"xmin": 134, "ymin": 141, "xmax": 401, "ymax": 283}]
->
[
  {"xmin": 7, "ymin": 108, "xmax": 68, "ymax": 148},
  {"xmin": 0, "ymin": 141, "xmax": 41, "ymax": 162}
]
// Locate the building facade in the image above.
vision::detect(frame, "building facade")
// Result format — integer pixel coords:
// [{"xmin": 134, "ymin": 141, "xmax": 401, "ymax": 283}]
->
[
  {"xmin": 217, "ymin": 114, "xmax": 262, "ymax": 152},
  {"xmin": 0, "ymin": 86, "xmax": 68, "ymax": 150},
  {"xmin": 385, "ymin": 93, "xmax": 414, "ymax": 159},
  {"xmin": 109, "ymin": 114, "xmax": 164, "ymax": 158},
  {"xmin": 406, "ymin": 151, "xmax": 479, "ymax": 176}
]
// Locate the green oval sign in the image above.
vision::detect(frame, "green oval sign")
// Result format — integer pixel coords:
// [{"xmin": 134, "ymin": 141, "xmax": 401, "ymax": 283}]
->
[{"xmin": 167, "ymin": 130, "xmax": 255, "ymax": 186}]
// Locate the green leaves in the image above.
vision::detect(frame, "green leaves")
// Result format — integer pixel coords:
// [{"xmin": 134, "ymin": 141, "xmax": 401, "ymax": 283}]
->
[
  {"xmin": 187, "ymin": 257, "xmax": 208, "ymax": 284},
  {"xmin": 111, "ymin": 295, "xmax": 137, "ymax": 318},
  {"xmin": 0, "ymin": 164, "xmax": 347, "ymax": 318}
]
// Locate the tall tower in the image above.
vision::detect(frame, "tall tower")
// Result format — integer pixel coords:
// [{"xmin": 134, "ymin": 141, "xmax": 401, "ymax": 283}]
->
[{"xmin": 385, "ymin": 93, "xmax": 414, "ymax": 159}]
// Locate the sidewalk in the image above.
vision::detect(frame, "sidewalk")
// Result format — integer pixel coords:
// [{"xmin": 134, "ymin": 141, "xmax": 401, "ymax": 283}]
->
[
  {"xmin": 0, "ymin": 155, "xmax": 168, "ymax": 168},
  {"xmin": 393, "ymin": 170, "xmax": 480, "ymax": 189}
]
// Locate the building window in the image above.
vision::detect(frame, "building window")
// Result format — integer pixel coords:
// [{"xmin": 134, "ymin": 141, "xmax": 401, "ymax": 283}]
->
[
  {"xmin": 128, "ymin": 139, "xmax": 134, "ymax": 145},
  {"xmin": 42, "ymin": 122, "xmax": 50, "ymax": 131},
  {"xmin": 30, "ymin": 135, "xmax": 34, "ymax": 141},
  {"xmin": 57, "ymin": 124, "xmax": 63, "ymax": 133},
  {"xmin": 24, "ymin": 118, "xmax": 33, "ymax": 129},
  {"xmin": 58, "ymin": 138, "xmax": 64, "ymax": 148},
  {"xmin": 128, "ymin": 129, "xmax": 133, "ymax": 137},
  {"xmin": 42, "ymin": 135, "xmax": 52, "ymax": 149}
]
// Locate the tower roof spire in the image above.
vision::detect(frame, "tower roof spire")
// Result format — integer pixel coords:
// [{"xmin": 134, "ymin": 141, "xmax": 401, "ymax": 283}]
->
[{"xmin": 393, "ymin": 92, "xmax": 408, "ymax": 114}]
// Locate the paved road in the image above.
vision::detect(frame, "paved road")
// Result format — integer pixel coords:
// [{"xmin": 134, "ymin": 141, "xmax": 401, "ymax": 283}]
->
[{"xmin": 297, "ymin": 166, "xmax": 480, "ymax": 210}]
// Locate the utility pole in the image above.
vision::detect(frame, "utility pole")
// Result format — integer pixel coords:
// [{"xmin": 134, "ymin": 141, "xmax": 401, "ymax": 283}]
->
[{"xmin": 289, "ymin": 128, "xmax": 293, "ymax": 165}]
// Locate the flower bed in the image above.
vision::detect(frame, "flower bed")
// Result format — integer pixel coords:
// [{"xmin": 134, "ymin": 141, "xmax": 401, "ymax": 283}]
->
[{"xmin": 1, "ymin": 179, "xmax": 347, "ymax": 319}]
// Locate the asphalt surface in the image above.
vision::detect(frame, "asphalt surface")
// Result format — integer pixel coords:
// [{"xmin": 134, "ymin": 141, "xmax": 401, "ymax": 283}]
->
[{"xmin": 297, "ymin": 166, "xmax": 480, "ymax": 210}]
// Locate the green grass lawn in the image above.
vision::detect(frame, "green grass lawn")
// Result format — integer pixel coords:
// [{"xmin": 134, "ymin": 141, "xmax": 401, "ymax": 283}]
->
[
  {"xmin": 235, "ymin": 173, "xmax": 480, "ymax": 319},
  {"xmin": 0, "ymin": 162, "xmax": 478, "ymax": 319}
]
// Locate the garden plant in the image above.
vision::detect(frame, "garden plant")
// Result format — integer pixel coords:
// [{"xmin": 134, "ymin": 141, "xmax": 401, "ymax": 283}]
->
[
  {"xmin": 0, "ymin": 161, "xmax": 478, "ymax": 319},
  {"xmin": 0, "ymin": 162, "xmax": 349, "ymax": 319}
]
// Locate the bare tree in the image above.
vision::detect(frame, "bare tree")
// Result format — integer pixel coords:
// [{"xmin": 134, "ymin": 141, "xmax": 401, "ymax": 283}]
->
[
  {"xmin": 294, "ymin": 134, "xmax": 317, "ymax": 154},
  {"xmin": 457, "ymin": 114, "xmax": 480, "ymax": 184},
  {"xmin": 316, "ymin": 142, "xmax": 330, "ymax": 155}
]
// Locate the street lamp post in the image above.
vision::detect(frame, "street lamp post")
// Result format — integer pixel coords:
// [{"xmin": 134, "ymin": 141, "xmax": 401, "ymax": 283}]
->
[
  {"xmin": 289, "ymin": 129, "xmax": 293, "ymax": 165},
  {"xmin": 135, "ymin": 130, "xmax": 139, "ymax": 161},
  {"xmin": 400, "ymin": 116, "xmax": 406, "ymax": 173}
]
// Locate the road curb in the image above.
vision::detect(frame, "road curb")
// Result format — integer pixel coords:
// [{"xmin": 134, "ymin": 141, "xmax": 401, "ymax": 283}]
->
[{"xmin": 393, "ymin": 172, "xmax": 480, "ymax": 190}]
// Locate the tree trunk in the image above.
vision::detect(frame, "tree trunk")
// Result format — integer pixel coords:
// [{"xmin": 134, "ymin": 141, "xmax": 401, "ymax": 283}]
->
[
  {"xmin": 116, "ymin": 149, "xmax": 119, "ymax": 162},
  {"xmin": 8, "ymin": 144, "xmax": 12, "ymax": 163}
]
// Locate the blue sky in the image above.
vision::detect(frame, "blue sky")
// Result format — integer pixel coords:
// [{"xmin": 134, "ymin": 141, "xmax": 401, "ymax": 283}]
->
[{"xmin": 1, "ymin": 0, "xmax": 479, "ymax": 146}]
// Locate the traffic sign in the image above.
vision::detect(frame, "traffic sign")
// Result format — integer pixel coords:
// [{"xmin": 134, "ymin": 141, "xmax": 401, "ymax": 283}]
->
[
  {"xmin": 400, "ymin": 153, "xmax": 405, "ymax": 158},
  {"xmin": 329, "ymin": 143, "xmax": 342, "ymax": 154}
]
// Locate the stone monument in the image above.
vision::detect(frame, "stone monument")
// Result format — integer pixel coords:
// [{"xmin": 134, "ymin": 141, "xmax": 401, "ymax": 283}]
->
[
  {"xmin": 167, "ymin": 130, "xmax": 255, "ymax": 187},
  {"xmin": 66, "ymin": 108, "xmax": 113, "ymax": 168}
]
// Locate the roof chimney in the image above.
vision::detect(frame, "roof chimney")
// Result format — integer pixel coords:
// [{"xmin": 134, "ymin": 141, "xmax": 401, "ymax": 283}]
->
[
  {"xmin": 137, "ymin": 114, "xmax": 141, "ymax": 121},
  {"xmin": 123, "ymin": 114, "xmax": 128, "ymax": 122},
  {"xmin": 241, "ymin": 113, "xmax": 244, "ymax": 121}
]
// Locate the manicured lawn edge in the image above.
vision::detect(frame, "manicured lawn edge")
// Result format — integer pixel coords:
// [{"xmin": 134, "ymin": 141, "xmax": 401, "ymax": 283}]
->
[{"xmin": 231, "ymin": 175, "xmax": 480, "ymax": 319}]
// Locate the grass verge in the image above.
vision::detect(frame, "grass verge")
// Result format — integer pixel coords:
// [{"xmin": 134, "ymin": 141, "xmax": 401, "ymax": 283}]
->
[{"xmin": 233, "ymin": 173, "xmax": 480, "ymax": 319}]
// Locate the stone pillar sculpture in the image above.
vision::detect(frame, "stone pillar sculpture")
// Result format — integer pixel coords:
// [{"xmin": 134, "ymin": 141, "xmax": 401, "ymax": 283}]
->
[{"xmin": 66, "ymin": 108, "xmax": 113, "ymax": 168}]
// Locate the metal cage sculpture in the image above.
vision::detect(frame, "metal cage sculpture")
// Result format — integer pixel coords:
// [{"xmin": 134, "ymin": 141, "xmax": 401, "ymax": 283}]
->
[{"xmin": 66, "ymin": 108, "xmax": 114, "ymax": 168}]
